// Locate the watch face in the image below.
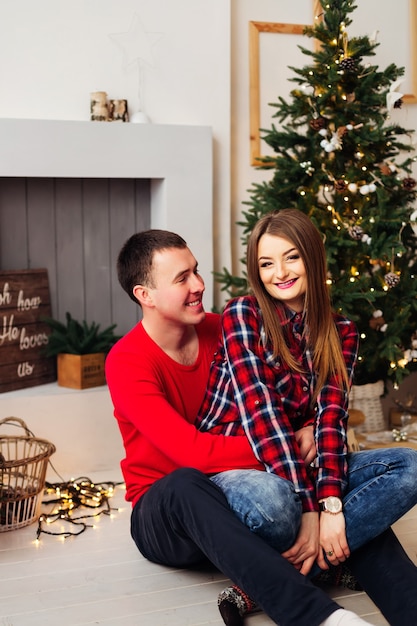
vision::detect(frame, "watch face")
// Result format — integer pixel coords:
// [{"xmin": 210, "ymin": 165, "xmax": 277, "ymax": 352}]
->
[{"xmin": 325, "ymin": 496, "xmax": 343, "ymax": 513}]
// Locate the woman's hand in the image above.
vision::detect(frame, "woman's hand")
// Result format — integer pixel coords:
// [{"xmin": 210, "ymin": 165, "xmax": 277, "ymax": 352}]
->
[
  {"xmin": 281, "ymin": 511, "xmax": 320, "ymax": 576},
  {"xmin": 317, "ymin": 511, "xmax": 350, "ymax": 570},
  {"xmin": 295, "ymin": 425, "xmax": 316, "ymax": 466}
]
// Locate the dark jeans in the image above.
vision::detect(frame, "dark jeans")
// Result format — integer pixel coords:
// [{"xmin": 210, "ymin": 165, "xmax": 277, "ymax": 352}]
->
[
  {"xmin": 348, "ymin": 527, "xmax": 417, "ymax": 626},
  {"xmin": 131, "ymin": 468, "xmax": 339, "ymax": 626}
]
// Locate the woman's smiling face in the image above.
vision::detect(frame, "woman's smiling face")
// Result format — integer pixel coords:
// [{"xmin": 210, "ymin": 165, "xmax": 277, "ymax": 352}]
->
[{"xmin": 257, "ymin": 233, "xmax": 307, "ymax": 312}]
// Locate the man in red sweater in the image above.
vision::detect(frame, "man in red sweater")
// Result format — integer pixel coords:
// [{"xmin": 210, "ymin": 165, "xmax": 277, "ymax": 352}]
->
[{"xmin": 106, "ymin": 230, "xmax": 410, "ymax": 626}]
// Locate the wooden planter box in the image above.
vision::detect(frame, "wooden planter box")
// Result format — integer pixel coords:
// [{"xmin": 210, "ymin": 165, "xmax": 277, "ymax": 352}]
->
[{"xmin": 57, "ymin": 353, "xmax": 106, "ymax": 390}]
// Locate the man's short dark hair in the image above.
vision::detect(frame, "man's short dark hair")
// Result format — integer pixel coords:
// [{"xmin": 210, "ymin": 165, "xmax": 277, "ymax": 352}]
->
[{"xmin": 117, "ymin": 229, "xmax": 187, "ymax": 304}]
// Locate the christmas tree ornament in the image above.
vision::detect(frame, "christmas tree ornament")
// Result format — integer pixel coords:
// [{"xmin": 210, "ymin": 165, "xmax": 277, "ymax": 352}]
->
[
  {"xmin": 347, "ymin": 182, "xmax": 358, "ymax": 193},
  {"xmin": 359, "ymin": 182, "xmax": 376, "ymax": 195},
  {"xmin": 392, "ymin": 428, "xmax": 408, "ymax": 442},
  {"xmin": 386, "ymin": 78, "xmax": 404, "ymax": 110},
  {"xmin": 402, "ymin": 177, "xmax": 416, "ymax": 190},
  {"xmin": 348, "ymin": 225, "xmax": 364, "ymax": 240},
  {"xmin": 369, "ymin": 310, "xmax": 387, "ymax": 331},
  {"xmin": 340, "ymin": 57, "xmax": 357, "ymax": 73},
  {"xmin": 300, "ymin": 160, "xmax": 314, "ymax": 175},
  {"xmin": 339, "ymin": 30, "xmax": 356, "ymax": 73},
  {"xmin": 335, "ymin": 179, "xmax": 347, "ymax": 192},
  {"xmin": 384, "ymin": 272, "xmax": 400, "ymax": 288},
  {"xmin": 310, "ymin": 116, "xmax": 327, "ymax": 130},
  {"xmin": 379, "ymin": 162, "xmax": 392, "ymax": 176}
]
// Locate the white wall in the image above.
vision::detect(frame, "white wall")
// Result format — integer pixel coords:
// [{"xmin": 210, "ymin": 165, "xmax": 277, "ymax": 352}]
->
[{"xmin": 0, "ymin": 384, "xmax": 124, "ymax": 480}]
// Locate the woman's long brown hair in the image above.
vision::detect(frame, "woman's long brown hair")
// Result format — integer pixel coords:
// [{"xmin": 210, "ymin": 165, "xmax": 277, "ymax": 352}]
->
[{"xmin": 246, "ymin": 209, "xmax": 349, "ymax": 397}]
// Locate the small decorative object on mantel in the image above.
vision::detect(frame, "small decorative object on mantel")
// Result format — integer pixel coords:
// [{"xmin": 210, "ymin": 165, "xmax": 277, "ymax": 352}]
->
[
  {"xmin": 130, "ymin": 109, "xmax": 151, "ymax": 124},
  {"xmin": 109, "ymin": 99, "xmax": 129, "ymax": 122},
  {"xmin": 90, "ymin": 91, "xmax": 109, "ymax": 121},
  {"xmin": 42, "ymin": 312, "xmax": 120, "ymax": 389}
]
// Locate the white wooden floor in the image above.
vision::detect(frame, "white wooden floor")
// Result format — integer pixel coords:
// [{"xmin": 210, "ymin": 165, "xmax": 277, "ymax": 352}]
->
[{"xmin": 1, "ymin": 471, "xmax": 416, "ymax": 626}]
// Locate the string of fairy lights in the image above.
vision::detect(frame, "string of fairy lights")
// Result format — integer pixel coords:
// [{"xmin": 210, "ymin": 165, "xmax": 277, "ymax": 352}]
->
[{"xmin": 36, "ymin": 476, "xmax": 123, "ymax": 540}]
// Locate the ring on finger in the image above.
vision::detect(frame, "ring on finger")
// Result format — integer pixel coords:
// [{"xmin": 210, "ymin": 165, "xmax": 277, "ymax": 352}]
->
[{"xmin": 326, "ymin": 550, "xmax": 334, "ymax": 557}]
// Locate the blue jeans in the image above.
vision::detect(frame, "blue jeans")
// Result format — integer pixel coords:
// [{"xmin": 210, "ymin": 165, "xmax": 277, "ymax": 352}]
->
[
  {"xmin": 211, "ymin": 447, "xmax": 417, "ymax": 557},
  {"xmin": 211, "ymin": 447, "xmax": 417, "ymax": 625}
]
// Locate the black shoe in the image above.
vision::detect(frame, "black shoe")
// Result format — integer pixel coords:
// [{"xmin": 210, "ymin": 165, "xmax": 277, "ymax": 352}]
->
[
  {"xmin": 218, "ymin": 598, "xmax": 244, "ymax": 626},
  {"xmin": 217, "ymin": 585, "xmax": 258, "ymax": 626}
]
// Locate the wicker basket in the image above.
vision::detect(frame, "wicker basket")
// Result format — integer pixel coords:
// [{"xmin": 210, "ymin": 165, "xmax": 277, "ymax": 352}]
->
[
  {"xmin": 349, "ymin": 380, "xmax": 385, "ymax": 432},
  {"xmin": 0, "ymin": 417, "xmax": 56, "ymax": 532}
]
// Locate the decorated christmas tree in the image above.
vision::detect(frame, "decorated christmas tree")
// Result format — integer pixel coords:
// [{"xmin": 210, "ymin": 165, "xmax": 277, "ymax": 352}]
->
[{"xmin": 218, "ymin": 0, "xmax": 417, "ymax": 388}]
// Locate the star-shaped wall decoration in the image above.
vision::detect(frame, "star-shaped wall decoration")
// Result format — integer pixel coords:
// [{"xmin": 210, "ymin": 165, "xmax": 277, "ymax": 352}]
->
[{"xmin": 109, "ymin": 14, "xmax": 163, "ymax": 69}]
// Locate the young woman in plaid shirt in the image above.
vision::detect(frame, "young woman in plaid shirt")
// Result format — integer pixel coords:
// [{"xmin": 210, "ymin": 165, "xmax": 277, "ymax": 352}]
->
[{"xmin": 197, "ymin": 209, "xmax": 417, "ymax": 626}]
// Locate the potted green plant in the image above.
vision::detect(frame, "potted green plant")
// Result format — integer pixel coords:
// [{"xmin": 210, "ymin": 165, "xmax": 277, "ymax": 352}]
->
[{"xmin": 43, "ymin": 312, "xmax": 120, "ymax": 389}]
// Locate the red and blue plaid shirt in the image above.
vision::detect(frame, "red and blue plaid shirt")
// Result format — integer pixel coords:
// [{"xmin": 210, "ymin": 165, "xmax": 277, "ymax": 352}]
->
[{"xmin": 197, "ymin": 295, "xmax": 359, "ymax": 512}]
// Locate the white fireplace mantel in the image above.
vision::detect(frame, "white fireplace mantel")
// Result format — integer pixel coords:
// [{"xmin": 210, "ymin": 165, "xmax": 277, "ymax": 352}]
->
[
  {"xmin": 0, "ymin": 119, "xmax": 214, "ymax": 477},
  {"xmin": 0, "ymin": 118, "xmax": 214, "ymax": 305}
]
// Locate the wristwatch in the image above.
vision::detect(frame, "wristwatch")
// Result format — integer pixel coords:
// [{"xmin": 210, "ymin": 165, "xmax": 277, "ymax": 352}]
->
[{"xmin": 319, "ymin": 496, "xmax": 343, "ymax": 515}]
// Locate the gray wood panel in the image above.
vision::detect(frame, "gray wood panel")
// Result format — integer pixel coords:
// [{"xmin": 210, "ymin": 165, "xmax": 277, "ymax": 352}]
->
[
  {"xmin": 55, "ymin": 178, "xmax": 84, "ymax": 321},
  {"xmin": 0, "ymin": 178, "xmax": 28, "ymax": 268},
  {"xmin": 27, "ymin": 178, "xmax": 57, "ymax": 312},
  {"xmin": 109, "ymin": 179, "xmax": 139, "ymax": 334},
  {"xmin": 0, "ymin": 177, "xmax": 150, "ymax": 338},
  {"xmin": 83, "ymin": 179, "xmax": 112, "ymax": 327}
]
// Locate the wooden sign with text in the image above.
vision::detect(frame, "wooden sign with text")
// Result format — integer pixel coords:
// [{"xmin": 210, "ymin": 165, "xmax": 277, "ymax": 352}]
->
[{"xmin": 0, "ymin": 269, "xmax": 56, "ymax": 393}]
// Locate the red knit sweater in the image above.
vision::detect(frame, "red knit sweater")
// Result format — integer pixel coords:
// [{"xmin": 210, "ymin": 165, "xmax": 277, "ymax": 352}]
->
[{"xmin": 105, "ymin": 313, "xmax": 261, "ymax": 506}]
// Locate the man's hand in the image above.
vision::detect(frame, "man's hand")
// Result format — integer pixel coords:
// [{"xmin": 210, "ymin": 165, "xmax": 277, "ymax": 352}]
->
[
  {"xmin": 295, "ymin": 425, "xmax": 316, "ymax": 466},
  {"xmin": 281, "ymin": 511, "xmax": 320, "ymax": 576},
  {"xmin": 317, "ymin": 511, "xmax": 350, "ymax": 570}
]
